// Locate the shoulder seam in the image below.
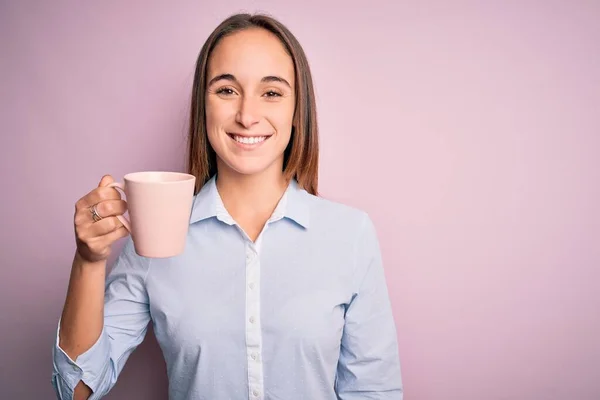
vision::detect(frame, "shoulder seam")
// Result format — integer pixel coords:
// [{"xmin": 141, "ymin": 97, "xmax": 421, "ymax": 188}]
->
[{"xmin": 352, "ymin": 212, "xmax": 370, "ymax": 291}]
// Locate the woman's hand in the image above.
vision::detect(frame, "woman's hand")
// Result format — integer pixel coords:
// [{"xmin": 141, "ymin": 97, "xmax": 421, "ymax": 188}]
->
[{"xmin": 74, "ymin": 175, "xmax": 129, "ymax": 263}]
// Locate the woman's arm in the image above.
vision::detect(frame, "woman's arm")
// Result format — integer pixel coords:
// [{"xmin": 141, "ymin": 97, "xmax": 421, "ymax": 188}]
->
[
  {"xmin": 336, "ymin": 214, "xmax": 404, "ymax": 399},
  {"xmin": 57, "ymin": 252, "xmax": 107, "ymax": 399},
  {"xmin": 52, "ymin": 238, "xmax": 151, "ymax": 399}
]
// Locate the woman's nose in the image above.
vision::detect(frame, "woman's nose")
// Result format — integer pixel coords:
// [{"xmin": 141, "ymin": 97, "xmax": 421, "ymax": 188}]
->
[{"xmin": 235, "ymin": 96, "xmax": 261, "ymax": 128}]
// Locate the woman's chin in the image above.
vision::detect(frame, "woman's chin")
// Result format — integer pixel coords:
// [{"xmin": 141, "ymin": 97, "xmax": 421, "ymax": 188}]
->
[{"xmin": 219, "ymin": 158, "xmax": 281, "ymax": 178}]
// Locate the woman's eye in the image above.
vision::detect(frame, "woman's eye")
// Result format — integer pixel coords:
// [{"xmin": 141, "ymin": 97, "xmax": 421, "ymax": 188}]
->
[
  {"xmin": 216, "ymin": 88, "xmax": 235, "ymax": 96},
  {"xmin": 264, "ymin": 91, "xmax": 282, "ymax": 98}
]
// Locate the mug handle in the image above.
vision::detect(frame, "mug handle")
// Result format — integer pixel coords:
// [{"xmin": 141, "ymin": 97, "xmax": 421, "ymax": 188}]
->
[{"xmin": 107, "ymin": 182, "xmax": 131, "ymax": 232}]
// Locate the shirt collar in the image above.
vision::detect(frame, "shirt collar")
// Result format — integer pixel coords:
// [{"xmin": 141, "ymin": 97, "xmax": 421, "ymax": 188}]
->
[{"xmin": 189, "ymin": 176, "xmax": 310, "ymax": 228}]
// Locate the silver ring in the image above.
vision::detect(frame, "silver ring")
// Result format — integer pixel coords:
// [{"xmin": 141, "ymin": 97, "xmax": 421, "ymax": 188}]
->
[{"xmin": 90, "ymin": 204, "xmax": 103, "ymax": 222}]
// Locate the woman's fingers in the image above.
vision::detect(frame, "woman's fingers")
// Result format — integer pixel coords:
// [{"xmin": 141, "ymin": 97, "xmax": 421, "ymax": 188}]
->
[{"xmin": 73, "ymin": 175, "xmax": 129, "ymax": 263}]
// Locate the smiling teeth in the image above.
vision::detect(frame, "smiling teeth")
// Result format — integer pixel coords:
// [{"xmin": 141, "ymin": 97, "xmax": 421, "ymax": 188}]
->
[{"xmin": 234, "ymin": 135, "xmax": 267, "ymax": 144}]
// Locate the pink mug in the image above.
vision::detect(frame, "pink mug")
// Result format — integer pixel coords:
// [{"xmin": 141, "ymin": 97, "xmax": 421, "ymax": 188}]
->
[{"xmin": 108, "ymin": 171, "xmax": 196, "ymax": 258}]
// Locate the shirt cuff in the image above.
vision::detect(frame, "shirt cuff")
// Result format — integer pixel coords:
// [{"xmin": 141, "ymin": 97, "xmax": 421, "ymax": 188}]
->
[{"xmin": 52, "ymin": 319, "xmax": 111, "ymax": 394}]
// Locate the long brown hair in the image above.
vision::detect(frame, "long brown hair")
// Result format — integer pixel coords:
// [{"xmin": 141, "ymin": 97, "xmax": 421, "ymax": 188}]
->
[{"xmin": 187, "ymin": 13, "xmax": 319, "ymax": 195}]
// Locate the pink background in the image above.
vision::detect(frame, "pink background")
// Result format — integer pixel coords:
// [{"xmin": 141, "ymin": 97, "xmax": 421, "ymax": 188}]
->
[{"xmin": 1, "ymin": 1, "xmax": 599, "ymax": 399}]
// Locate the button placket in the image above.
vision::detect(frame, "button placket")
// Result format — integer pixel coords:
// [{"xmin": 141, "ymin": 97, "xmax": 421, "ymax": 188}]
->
[{"xmin": 245, "ymin": 242, "xmax": 264, "ymax": 400}]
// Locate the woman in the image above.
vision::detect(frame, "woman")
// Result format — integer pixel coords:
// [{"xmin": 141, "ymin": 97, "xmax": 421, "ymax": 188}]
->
[{"xmin": 52, "ymin": 13, "xmax": 403, "ymax": 400}]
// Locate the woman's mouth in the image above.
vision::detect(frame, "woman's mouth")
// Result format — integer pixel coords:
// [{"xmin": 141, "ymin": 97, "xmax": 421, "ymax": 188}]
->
[{"xmin": 228, "ymin": 133, "xmax": 271, "ymax": 148}]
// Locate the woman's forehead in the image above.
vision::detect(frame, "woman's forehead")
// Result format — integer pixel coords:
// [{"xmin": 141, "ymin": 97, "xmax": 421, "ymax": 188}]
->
[{"xmin": 208, "ymin": 29, "xmax": 294, "ymax": 83}]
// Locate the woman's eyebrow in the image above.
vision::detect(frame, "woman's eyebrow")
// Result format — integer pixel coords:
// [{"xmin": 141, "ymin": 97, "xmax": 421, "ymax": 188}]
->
[
  {"xmin": 208, "ymin": 73, "xmax": 237, "ymax": 86},
  {"xmin": 261, "ymin": 75, "xmax": 291, "ymax": 88},
  {"xmin": 208, "ymin": 73, "xmax": 291, "ymax": 89}
]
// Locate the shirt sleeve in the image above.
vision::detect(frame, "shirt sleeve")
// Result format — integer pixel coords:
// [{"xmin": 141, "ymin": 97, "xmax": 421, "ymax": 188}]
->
[
  {"xmin": 51, "ymin": 237, "xmax": 152, "ymax": 399},
  {"xmin": 335, "ymin": 214, "xmax": 404, "ymax": 399}
]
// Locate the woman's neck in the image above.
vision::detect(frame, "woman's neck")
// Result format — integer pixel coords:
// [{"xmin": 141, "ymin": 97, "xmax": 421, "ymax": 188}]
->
[{"xmin": 215, "ymin": 164, "xmax": 288, "ymax": 240}]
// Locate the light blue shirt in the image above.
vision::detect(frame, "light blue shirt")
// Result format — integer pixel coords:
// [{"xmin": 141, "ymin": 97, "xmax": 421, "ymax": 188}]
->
[{"xmin": 52, "ymin": 177, "xmax": 403, "ymax": 399}]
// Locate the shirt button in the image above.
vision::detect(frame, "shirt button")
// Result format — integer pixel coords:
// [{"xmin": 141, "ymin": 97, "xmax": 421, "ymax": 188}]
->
[
  {"xmin": 249, "ymin": 316, "xmax": 256, "ymax": 324},
  {"xmin": 248, "ymin": 282, "xmax": 255, "ymax": 290},
  {"xmin": 252, "ymin": 389, "xmax": 260, "ymax": 397},
  {"xmin": 251, "ymin": 352, "xmax": 258, "ymax": 360}
]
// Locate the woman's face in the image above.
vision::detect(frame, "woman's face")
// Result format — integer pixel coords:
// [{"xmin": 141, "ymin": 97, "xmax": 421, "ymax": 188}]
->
[{"xmin": 205, "ymin": 28, "xmax": 296, "ymax": 178}]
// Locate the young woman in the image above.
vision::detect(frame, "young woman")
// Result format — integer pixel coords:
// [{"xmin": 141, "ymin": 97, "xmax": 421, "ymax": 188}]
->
[{"xmin": 53, "ymin": 13, "xmax": 403, "ymax": 400}]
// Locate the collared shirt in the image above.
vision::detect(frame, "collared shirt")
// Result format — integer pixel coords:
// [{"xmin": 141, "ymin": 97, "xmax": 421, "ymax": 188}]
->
[{"xmin": 52, "ymin": 177, "xmax": 403, "ymax": 400}]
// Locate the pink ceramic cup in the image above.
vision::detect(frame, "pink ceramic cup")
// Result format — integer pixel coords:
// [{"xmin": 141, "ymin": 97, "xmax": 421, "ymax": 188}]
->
[{"xmin": 108, "ymin": 171, "xmax": 196, "ymax": 258}]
